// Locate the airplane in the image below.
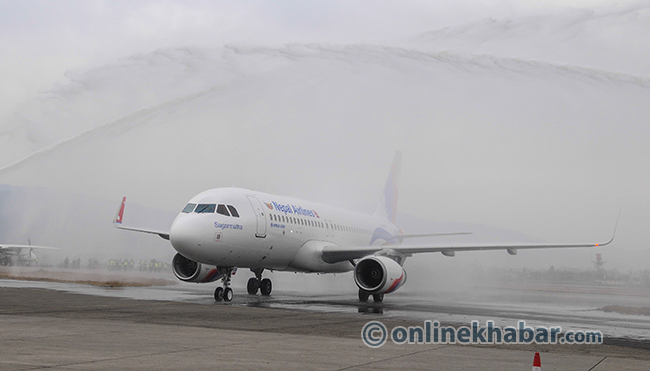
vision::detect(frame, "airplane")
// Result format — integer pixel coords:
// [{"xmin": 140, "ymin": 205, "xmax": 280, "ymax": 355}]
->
[
  {"xmin": 0, "ymin": 240, "xmax": 58, "ymax": 266},
  {"xmin": 114, "ymin": 152, "xmax": 614, "ymax": 302}
]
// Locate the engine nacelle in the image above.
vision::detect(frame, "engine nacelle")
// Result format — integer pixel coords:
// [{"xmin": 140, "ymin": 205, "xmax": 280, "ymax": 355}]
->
[
  {"xmin": 172, "ymin": 253, "xmax": 223, "ymax": 283},
  {"xmin": 354, "ymin": 255, "xmax": 407, "ymax": 294}
]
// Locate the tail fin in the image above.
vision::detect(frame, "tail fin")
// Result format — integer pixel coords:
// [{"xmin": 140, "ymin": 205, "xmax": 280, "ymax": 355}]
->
[
  {"xmin": 114, "ymin": 197, "xmax": 126, "ymax": 224},
  {"xmin": 374, "ymin": 151, "xmax": 402, "ymax": 223}
]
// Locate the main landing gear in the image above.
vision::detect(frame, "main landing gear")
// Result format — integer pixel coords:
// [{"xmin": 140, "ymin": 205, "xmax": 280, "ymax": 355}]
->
[
  {"xmin": 358, "ymin": 289, "xmax": 384, "ymax": 303},
  {"xmin": 247, "ymin": 268, "xmax": 272, "ymax": 296},
  {"xmin": 214, "ymin": 267, "xmax": 235, "ymax": 302}
]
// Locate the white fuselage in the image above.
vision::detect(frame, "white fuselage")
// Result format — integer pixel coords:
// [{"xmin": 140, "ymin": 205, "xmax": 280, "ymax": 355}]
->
[{"xmin": 169, "ymin": 188, "xmax": 399, "ymax": 273}]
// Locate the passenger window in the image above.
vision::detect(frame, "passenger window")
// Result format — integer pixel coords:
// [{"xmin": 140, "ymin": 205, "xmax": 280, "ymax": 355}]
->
[
  {"xmin": 195, "ymin": 204, "xmax": 216, "ymax": 213},
  {"xmin": 216, "ymin": 204, "xmax": 230, "ymax": 216},
  {"xmin": 227, "ymin": 205, "xmax": 239, "ymax": 217},
  {"xmin": 182, "ymin": 203, "xmax": 196, "ymax": 213}
]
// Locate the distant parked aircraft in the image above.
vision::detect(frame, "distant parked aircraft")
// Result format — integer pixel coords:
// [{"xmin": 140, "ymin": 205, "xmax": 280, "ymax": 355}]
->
[{"xmin": 0, "ymin": 240, "xmax": 58, "ymax": 266}]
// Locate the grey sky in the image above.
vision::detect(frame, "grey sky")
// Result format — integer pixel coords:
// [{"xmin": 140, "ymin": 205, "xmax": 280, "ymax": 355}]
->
[{"xmin": 3, "ymin": 0, "xmax": 636, "ymax": 120}]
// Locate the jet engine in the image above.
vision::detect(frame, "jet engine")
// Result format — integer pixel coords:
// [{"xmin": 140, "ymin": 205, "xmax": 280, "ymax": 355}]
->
[
  {"xmin": 353, "ymin": 255, "xmax": 407, "ymax": 294},
  {"xmin": 172, "ymin": 253, "xmax": 223, "ymax": 283}
]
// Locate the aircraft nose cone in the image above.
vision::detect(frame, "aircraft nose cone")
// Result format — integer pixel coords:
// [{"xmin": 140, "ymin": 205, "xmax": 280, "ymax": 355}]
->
[{"xmin": 170, "ymin": 215, "xmax": 203, "ymax": 258}]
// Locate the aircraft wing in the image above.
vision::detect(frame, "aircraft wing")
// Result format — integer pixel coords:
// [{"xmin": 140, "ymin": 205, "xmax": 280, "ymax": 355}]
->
[
  {"xmin": 0, "ymin": 244, "xmax": 59, "ymax": 252},
  {"xmin": 113, "ymin": 197, "xmax": 170, "ymax": 240},
  {"xmin": 321, "ymin": 237, "xmax": 614, "ymax": 264},
  {"xmin": 113, "ymin": 225, "xmax": 170, "ymax": 240}
]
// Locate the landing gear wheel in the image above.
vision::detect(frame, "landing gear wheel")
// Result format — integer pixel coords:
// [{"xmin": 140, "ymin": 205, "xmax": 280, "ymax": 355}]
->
[
  {"xmin": 224, "ymin": 287, "xmax": 233, "ymax": 302},
  {"xmin": 358, "ymin": 289, "xmax": 370, "ymax": 302},
  {"xmin": 372, "ymin": 294, "xmax": 384, "ymax": 303},
  {"xmin": 247, "ymin": 277, "xmax": 260, "ymax": 295},
  {"xmin": 260, "ymin": 278, "xmax": 272, "ymax": 296},
  {"xmin": 214, "ymin": 287, "xmax": 224, "ymax": 302}
]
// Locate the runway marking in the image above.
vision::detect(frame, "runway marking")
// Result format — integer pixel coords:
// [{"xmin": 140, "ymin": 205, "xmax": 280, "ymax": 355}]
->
[{"xmin": 587, "ymin": 356, "xmax": 607, "ymax": 370}]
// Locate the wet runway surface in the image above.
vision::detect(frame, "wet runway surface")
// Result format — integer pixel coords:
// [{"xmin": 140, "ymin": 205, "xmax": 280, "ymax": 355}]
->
[
  {"xmin": 2, "ymin": 274, "xmax": 650, "ymax": 342},
  {"xmin": 4, "ymin": 284, "xmax": 649, "ymax": 371},
  {"xmin": 3, "ymin": 271, "xmax": 650, "ymax": 370}
]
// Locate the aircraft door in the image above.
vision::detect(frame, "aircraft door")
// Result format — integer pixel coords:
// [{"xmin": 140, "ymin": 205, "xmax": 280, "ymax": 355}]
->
[{"xmin": 246, "ymin": 196, "xmax": 267, "ymax": 238}]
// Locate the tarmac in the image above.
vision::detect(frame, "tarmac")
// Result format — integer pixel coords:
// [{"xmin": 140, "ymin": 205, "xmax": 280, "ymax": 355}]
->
[{"xmin": 2, "ymin": 286, "xmax": 650, "ymax": 370}]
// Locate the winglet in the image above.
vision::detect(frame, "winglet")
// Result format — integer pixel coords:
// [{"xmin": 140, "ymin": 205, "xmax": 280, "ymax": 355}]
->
[
  {"xmin": 593, "ymin": 210, "xmax": 620, "ymax": 247},
  {"xmin": 113, "ymin": 197, "xmax": 126, "ymax": 225},
  {"xmin": 112, "ymin": 197, "xmax": 171, "ymax": 240}
]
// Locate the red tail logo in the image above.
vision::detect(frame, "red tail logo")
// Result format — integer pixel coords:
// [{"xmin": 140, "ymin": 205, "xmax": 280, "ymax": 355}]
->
[{"xmin": 115, "ymin": 197, "xmax": 126, "ymax": 224}]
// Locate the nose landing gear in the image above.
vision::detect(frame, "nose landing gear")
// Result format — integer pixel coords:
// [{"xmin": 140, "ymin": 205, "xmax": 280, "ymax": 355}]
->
[
  {"xmin": 213, "ymin": 267, "xmax": 235, "ymax": 302},
  {"xmin": 247, "ymin": 268, "xmax": 272, "ymax": 296}
]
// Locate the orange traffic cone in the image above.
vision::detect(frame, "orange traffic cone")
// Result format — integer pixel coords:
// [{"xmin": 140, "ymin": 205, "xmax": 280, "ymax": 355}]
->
[{"xmin": 532, "ymin": 352, "xmax": 541, "ymax": 371}]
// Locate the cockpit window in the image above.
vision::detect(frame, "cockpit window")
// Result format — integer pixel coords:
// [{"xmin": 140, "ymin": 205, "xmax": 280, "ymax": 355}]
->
[
  {"xmin": 195, "ymin": 204, "xmax": 216, "ymax": 213},
  {"xmin": 217, "ymin": 204, "xmax": 230, "ymax": 216},
  {"xmin": 182, "ymin": 203, "xmax": 196, "ymax": 213},
  {"xmin": 227, "ymin": 205, "xmax": 239, "ymax": 217}
]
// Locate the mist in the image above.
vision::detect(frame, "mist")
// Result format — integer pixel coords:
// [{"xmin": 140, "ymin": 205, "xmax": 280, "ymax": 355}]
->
[{"xmin": 1, "ymin": 1, "xmax": 649, "ymax": 294}]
